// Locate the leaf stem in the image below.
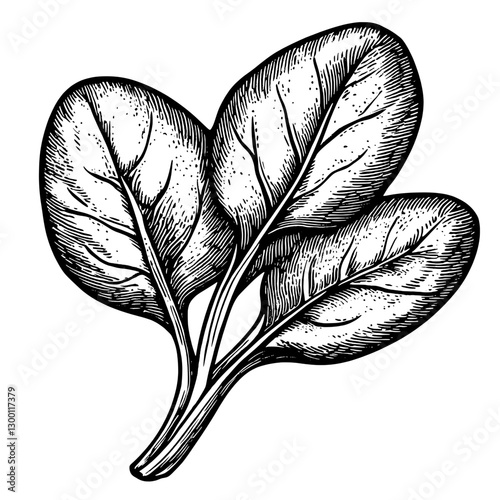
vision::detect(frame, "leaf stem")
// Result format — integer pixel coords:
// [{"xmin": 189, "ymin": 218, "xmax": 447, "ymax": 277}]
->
[
  {"xmin": 193, "ymin": 100, "xmax": 336, "ymax": 395},
  {"xmin": 121, "ymin": 180, "xmax": 195, "ymax": 466},
  {"xmin": 130, "ymin": 354, "xmax": 260, "ymax": 480},
  {"xmin": 133, "ymin": 318, "xmax": 193, "ymax": 469}
]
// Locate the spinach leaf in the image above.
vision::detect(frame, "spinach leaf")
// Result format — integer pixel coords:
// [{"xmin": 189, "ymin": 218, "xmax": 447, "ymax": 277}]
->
[
  {"xmin": 212, "ymin": 24, "xmax": 422, "ymax": 247},
  {"xmin": 247, "ymin": 195, "xmax": 478, "ymax": 364},
  {"xmin": 41, "ymin": 78, "xmax": 233, "ymax": 327}
]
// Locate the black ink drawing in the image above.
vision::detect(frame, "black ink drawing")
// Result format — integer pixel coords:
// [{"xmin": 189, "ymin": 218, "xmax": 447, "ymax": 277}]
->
[{"xmin": 40, "ymin": 23, "xmax": 479, "ymax": 480}]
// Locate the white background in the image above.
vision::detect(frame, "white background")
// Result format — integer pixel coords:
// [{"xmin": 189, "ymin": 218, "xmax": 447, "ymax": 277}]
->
[{"xmin": 2, "ymin": 1, "xmax": 499, "ymax": 499}]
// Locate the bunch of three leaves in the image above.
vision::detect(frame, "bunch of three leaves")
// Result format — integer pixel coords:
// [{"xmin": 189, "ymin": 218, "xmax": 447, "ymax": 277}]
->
[{"xmin": 41, "ymin": 24, "xmax": 478, "ymax": 478}]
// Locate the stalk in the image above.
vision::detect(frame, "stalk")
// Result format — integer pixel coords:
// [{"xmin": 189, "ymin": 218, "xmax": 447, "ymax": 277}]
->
[
  {"xmin": 133, "ymin": 100, "xmax": 338, "ymax": 476},
  {"xmin": 132, "ymin": 321, "xmax": 194, "ymax": 468},
  {"xmin": 130, "ymin": 355, "xmax": 260, "ymax": 480},
  {"xmin": 120, "ymin": 180, "xmax": 196, "ymax": 466},
  {"xmin": 193, "ymin": 99, "xmax": 336, "ymax": 396}
]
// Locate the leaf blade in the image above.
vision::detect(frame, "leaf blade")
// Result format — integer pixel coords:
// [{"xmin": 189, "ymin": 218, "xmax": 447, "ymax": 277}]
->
[
  {"xmin": 41, "ymin": 78, "xmax": 233, "ymax": 327},
  {"xmin": 251, "ymin": 195, "xmax": 478, "ymax": 363},
  {"xmin": 212, "ymin": 23, "xmax": 423, "ymax": 247}
]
